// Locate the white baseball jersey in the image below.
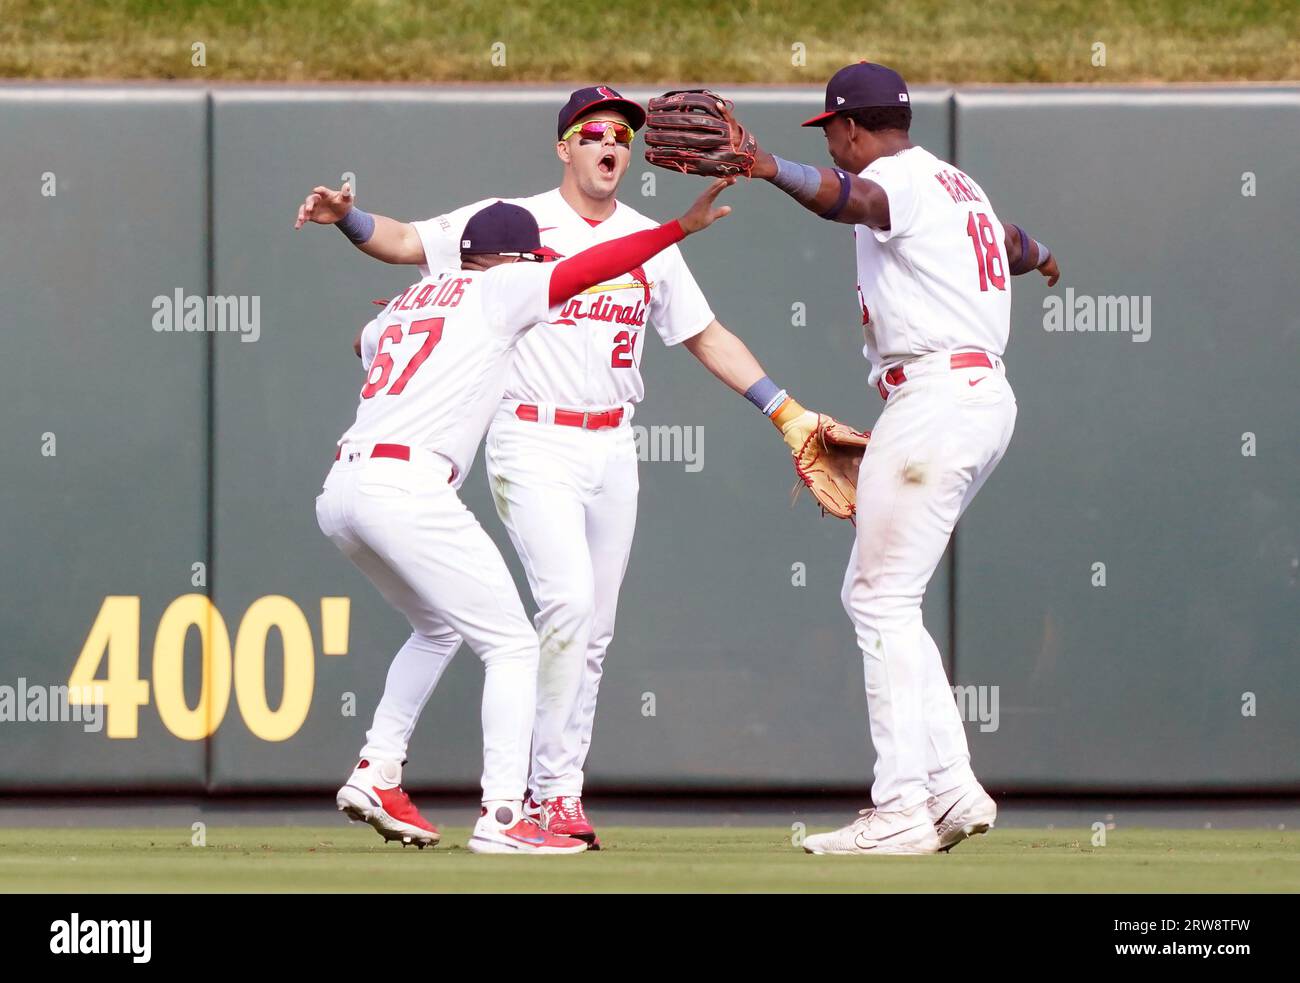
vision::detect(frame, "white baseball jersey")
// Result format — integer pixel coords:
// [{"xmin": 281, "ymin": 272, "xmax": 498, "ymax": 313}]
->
[
  {"xmin": 854, "ymin": 146, "xmax": 1012, "ymax": 384},
  {"xmin": 344, "ymin": 264, "xmax": 557, "ymax": 482},
  {"xmin": 411, "ymin": 189, "xmax": 714, "ymax": 408}
]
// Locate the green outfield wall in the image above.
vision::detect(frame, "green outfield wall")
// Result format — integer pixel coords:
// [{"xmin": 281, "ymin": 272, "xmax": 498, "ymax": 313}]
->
[{"xmin": 1, "ymin": 85, "xmax": 1295, "ymax": 794}]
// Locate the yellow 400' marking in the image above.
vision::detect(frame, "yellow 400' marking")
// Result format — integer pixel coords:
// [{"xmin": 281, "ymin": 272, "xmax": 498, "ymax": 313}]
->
[{"xmin": 67, "ymin": 595, "xmax": 350, "ymax": 741}]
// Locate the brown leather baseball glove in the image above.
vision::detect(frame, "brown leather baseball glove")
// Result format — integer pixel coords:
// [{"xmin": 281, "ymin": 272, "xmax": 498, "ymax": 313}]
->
[
  {"xmin": 643, "ymin": 89, "xmax": 757, "ymax": 178},
  {"xmin": 789, "ymin": 415, "xmax": 871, "ymax": 520}
]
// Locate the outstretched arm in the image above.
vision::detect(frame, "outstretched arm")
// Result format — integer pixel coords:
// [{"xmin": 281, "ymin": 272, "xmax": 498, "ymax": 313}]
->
[
  {"xmin": 750, "ymin": 151, "xmax": 892, "ymax": 229},
  {"xmin": 547, "ymin": 177, "xmax": 735, "ymax": 306},
  {"xmin": 681, "ymin": 319, "xmax": 844, "ymax": 453},
  {"xmin": 681, "ymin": 320, "xmax": 767, "ymax": 394},
  {"xmin": 683, "ymin": 98, "xmax": 890, "ymax": 228},
  {"xmin": 293, "ymin": 182, "xmax": 426, "ymax": 265}
]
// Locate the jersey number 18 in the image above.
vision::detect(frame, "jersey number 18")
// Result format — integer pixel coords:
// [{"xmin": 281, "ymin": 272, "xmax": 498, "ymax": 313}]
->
[{"xmin": 965, "ymin": 212, "xmax": 1006, "ymax": 292}]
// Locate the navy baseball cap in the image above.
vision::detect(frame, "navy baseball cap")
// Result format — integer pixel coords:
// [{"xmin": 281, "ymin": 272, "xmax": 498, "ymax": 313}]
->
[
  {"xmin": 460, "ymin": 202, "xmax": 543, "ymax": 257},
  {"xmin": 802, "ymin": 62, "xmax": 911, "ymax": 127},
  {"xmin": 557, "ymin": 85, "xmax": 646, "ymax": 138}
]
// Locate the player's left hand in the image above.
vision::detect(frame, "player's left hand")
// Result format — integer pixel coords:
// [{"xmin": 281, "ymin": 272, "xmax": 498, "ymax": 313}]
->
[
  {"xmin": 787, "ymin": 414, "xmax": 872, "ymax": 520},
  {"xmin": 776, "ymin": 405, "xmax": 821, "ymax": 453},
  {"xmin": 1037, "ymin": 253, "xmax": 1061, "ymax": 287},
  {"xmin": 644, "ymin": 90, "xmax": 759, "ymax": 179},
  {"xmin": 714, "ymin": 100, "xmax": 777, "ymax": 180}
]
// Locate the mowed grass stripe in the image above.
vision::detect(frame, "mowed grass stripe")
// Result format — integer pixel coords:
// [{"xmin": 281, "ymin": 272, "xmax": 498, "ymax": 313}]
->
[{"xmin": 1, "ymin": 827, "xmax": 1295, "ymax": 893}]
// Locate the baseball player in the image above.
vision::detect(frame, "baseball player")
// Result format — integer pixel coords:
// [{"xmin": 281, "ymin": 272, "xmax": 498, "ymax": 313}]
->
[
  {"xmin": 296, "ymin": 86, "xmax": 822, "ymax": 849},
  {"xmin": 320, "ymin": 182, "xmax": 735, "ymax": 853},
  {"xmin": 680, "ymin": 64, "xmax": 1060, "ymax": 854}
]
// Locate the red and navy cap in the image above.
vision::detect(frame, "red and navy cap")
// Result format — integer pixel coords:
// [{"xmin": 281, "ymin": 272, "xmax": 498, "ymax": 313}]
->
[
  {"xmin": 557, "ymin": 85, "xmax": 647, "ymax": 138},
  {"xmin": 802, "ymin": 62, "xmax": 911, "ymax": 127},
  {"xmin": 460, "ymin": 201, "xmax": 542, "ymax": 256}
]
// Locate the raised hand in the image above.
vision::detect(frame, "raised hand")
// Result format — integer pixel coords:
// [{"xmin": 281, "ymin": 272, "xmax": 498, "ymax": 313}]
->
[
  {"xmin": 678, "ymin": 176, "xmax": 736, "ymax": 233},
  {"xmin": 294, "ymin": 182, "xmax": 356, "ymax": 230}
]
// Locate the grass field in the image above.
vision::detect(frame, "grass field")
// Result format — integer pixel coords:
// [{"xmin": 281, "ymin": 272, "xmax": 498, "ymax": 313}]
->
[
  {"xmin": 3, "ymin": 0, "xmax": 1297, "ymax": 84},
  {"xmin": 2, "ymin": 826, "xmax": 1296, "ymax": 893}
]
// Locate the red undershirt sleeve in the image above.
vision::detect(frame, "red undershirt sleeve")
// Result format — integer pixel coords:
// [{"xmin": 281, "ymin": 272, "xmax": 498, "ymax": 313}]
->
[{"xmin": 547, "ymin": 221, "xmax": 686, "ymax": 306}]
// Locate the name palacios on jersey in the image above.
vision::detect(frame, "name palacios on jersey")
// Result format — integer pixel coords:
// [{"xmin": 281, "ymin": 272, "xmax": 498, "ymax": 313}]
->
[{"xmin": 553, "ymin": 265, "xmax": 652, "ymax": 327}]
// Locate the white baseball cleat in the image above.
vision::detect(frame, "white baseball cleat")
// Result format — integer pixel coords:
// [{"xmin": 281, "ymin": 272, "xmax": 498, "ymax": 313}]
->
[
  {"xmin": 802, "ymin": 802, "xmax": 941, "ymax": 855},
  {"xmin": 467, "ymin": 802, "xmax": 588, "ymax": 855},
  {"xmin": 336, "ymin": 758, "xmax": 440, "ymax": 848},
  {"xmin": 522, "ymin": 792, "xmax": 543, "ymax": 824},
  {"xmin": 929, "ymin": 782, "xmax": 997, "ymax": 852}
]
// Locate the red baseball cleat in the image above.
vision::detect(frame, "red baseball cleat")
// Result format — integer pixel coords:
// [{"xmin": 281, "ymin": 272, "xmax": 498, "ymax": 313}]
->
[
  {"xmin": 336, "ymin": 758, "xmax": 440, "ymax": 848},
  {"xmin": 541, "ymin": 796, "xmax": 601, "ymax": 850},
  {"xmin": 468, "ymin": 804, "xmax": 588, "ymax": 855}
]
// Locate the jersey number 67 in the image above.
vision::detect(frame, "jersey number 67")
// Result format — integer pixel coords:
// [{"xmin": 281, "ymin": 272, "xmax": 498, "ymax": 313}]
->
[{"xmin": 362, "ymin": 317, "xmax": 446, "ymax": 398}]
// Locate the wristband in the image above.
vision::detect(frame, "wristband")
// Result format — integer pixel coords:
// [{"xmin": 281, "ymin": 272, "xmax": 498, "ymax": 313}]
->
[
  {"xmin": 744, "ymin": 376, "xmax": 788, "ymax": 416},
  {"xmin": 1009, "ymin": 224, "xmax": 1049, "ymax": 275},
  {"xmin": 819, "ymin": 169, "xmax": 853, "ymax": 221},
  {"xmin": 336, "ymin": 207, "xmax": 376, "ymax": 245},
  {"xmin": 1008, "ymin": 225, "xmax": 1030, "ymax": 275},
  {"xmin": 771, "ymin": 155, "xmax": 822, "ymax": 205}
]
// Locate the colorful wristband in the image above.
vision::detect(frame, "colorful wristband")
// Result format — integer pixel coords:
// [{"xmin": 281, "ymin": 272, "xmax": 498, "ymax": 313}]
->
[{"xmin": 744, "ymin": 376, "xmax": 789, "ymax": 416}]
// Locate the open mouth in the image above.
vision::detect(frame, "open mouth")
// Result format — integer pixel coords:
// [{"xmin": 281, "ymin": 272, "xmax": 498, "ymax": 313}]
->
[{"xmin": 598, "ymin": 153, "xmax": 616, "ymax": 176}]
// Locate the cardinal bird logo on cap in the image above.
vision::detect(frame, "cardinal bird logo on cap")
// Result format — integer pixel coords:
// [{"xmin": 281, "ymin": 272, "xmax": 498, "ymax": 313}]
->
[{"xmin": 598, "ymin": 85, "xmax": 617, "ymax": 99}]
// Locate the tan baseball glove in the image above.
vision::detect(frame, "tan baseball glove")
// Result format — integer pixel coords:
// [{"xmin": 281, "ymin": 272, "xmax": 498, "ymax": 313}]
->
[{"xmin": 772, "ymin": 400, "xmax": 871, "ymax": 520}]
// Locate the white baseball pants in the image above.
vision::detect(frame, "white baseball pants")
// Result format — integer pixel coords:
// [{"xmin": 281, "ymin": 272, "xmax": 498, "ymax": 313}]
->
[
  {"xmin": 316, "ymin": 447, "xmax": 539, "ymax": 802},
  {"xmin": 357, "ymin": 407, "xmax": 639, "ymax": 801},
  {"xmin": 486, "ymin": 407, "xmax": 640, "ymax": 800},
  {"xmin": 841, "ymin": 352, "xmax": 1017, "ymax": 812}
]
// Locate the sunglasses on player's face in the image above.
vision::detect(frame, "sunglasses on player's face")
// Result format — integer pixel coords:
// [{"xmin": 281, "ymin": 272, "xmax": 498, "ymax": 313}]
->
[{"xmin": 562, "ymin": 119, "xmax": 635, "ymax": 145}]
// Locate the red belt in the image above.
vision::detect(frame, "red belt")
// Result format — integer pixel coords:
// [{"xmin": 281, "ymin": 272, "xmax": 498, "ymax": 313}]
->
[
  {"xmin": 877, "ymin": 352, "xmax": 994, "ymax": 400},
  {"xmin": 333, "ymin": 442, "xmax": 455, "ymax": 482},
  {"xmin": 515, "ymin": 404, "xmax": 625, "ymax": 430},
  {"xmin": 335, "ymin": 442, "xmax": 410, "ymax": 462}
]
